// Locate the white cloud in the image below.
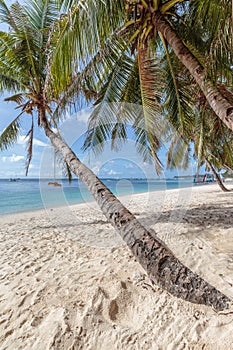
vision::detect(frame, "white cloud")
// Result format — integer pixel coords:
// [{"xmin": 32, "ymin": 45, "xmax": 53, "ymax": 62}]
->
[
  {"xmin": 124, "ymin": 163, "xmax": 134, "ymax": 169},
  {"xmin": 74, "ymin": 110, "xmax": 90, "ymax": 124},
  {"xmin": 60, "ymin": 109, "xmax": 90, "ymax": 124},
  {"xmin": 17, "ymin": 135, "xmax": 47, "ymax": 147},
  {"xmin": 2, "ymin": 154, "xmax": 24, "ymax": 162},
  {"xmin": 107, "ymin": 169, "xmax": 121, "ymax": 176},
  {"xmin": 33, "ymin": 139, "xmax": 48, "ymax": 147},
  {"xmin": 17, "ymin": 135, "xmax": 28, "ymax": 145}
]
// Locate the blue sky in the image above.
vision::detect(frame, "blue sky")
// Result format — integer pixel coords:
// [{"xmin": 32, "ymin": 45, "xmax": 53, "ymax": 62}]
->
[
  {"xmin": 0, "ymin": 97, "xmax": 196, "ymax": 179},
  {"xmin": 0, "ymin": 93, "xmax": 48, "ymax": 178},
  {"xmin": 1, "ymin": 80, "xmax": 190, "ymax": 181}
]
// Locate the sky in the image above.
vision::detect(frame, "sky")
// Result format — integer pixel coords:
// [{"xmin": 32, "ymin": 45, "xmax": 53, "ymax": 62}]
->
[
  {"xmin": 0, "ymin": 98, "xmax": 196, "ymax": 179},
  {"xmin": 0, "ymin": 0, "xmax": 197, "ymax": 180}
]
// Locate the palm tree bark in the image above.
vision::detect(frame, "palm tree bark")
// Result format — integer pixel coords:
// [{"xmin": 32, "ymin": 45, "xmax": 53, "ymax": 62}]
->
[
  {"xmin": 205, "ymin": 157, "xmax": 231, "ymax": 192},
  {"xmin": 153, "ymin": 11, "xmax": 233, "ymax": 132},
  {"xmin": 41, "ymin": 115, "xmax": 230, "ymax": 311}
]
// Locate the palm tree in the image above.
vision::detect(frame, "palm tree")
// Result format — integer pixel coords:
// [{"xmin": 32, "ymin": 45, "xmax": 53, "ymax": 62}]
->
[
  {"xmin": 168, "ymin": 102, "xmax": 233, "ymax": 192},
  {"xmin": 164, "ymin": 85, "xmax": 233, "ymax": 192},
  {"xmin": 70, "ymin": 1, "xmax": 232, "ymax": 192},
  {"xmin": 164, "ymin": 63, "xmax": 233, "ymax": 192},
  {"xmin": 0, "ymin": 0, "xmax": 231, "ymax": 310},
  {"xmin": 56, "ymin": 0, "xmax": 233, "ymax": 132},
  {"xmin": 204, "ymin": 158, "xmax": 229, "ymax": 192}
]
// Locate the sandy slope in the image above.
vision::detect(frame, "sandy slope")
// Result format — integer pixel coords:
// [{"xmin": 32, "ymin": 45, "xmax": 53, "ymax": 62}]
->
[{"xmin": 0, "ymin": 183, "xmax": 233, "ymax": 349}]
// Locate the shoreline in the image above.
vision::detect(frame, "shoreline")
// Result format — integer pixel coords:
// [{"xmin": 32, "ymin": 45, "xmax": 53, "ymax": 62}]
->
[
  {"xmin": 0, "ymin": 180, "xmax": 218, "ymax": 219},
  {"xmin": 1, "ymin": 183, "xmax": 233, "ymax": 349}
]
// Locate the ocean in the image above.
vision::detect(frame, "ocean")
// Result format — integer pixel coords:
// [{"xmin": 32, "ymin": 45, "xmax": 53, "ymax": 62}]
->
[{"xmin": 0, "ymin": 178, "xmax": 194, "ymax": 215}]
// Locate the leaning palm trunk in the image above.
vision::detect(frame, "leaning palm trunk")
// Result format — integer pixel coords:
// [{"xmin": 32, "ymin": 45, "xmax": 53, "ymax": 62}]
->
[
  {"xmin": 205, "ymin": 158, "xmax": 231, "ymax": 192},
  {"xmin": 153, "ymin": 12, "xmax": 233, "ymax": 132},
  {"xmin": 41, "ymin": 115, "xmax": 230, "ymax": 310}
]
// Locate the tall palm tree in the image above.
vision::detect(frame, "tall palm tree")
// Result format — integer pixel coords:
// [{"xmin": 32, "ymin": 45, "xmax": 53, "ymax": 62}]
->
[
  {"xmin": 0, "ymin": 0, "xmax": 231, "ymax": 310},
  {"xmin": 162, "ymin": 58, "xmax": 233, "ymax": 191},
  {"xmin": 56, "ymin": 0, "xmax": 233, "ymax": 132},
  {"xmin": 167, "ymin": 98, "xmax": 233, "ymax": 192}
]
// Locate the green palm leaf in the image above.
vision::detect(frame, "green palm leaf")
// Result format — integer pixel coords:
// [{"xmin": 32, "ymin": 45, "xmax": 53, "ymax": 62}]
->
[
  {"xmin": 50, "ymin": 0, "xmax": 125, "ymax": 91},
  {"xmin": 4, "ymin": 93, "xmax": 25, "ymax": 105},
  {"xmin": 137, "ymin": 47, "xmax": 164, "ymax": 173},
  {"xmin": 25, "ymin": 117, "xmax": 34, "ymax": 175},
  {"xmin": 0, "ymin": 112, "xmax": 23, "ymax": 151},
  {"xmin": 166, "ymin": 133, "xmax": 191, "ymax": 170},
  {"xmin": 0, "ymin": 0, "xmax": 18, "ymax": 30},
  {"xmin": 181, "ymin": 0, "xmax": 232, "ymax": 84},
  {"xmin": 160, "ymin": 34, "xmax": 196, "ymax": 136}
]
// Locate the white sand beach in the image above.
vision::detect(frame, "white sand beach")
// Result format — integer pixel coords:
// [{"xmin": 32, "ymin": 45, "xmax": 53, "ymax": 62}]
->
[{"xmin": 0, "ymin": 183, "xmax": 233, "ymax": 349}]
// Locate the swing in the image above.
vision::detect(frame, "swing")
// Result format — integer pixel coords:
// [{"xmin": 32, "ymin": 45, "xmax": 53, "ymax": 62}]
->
[{"xmin": 48, "ymin": 150, "xmax": 62, "ymax": 187}]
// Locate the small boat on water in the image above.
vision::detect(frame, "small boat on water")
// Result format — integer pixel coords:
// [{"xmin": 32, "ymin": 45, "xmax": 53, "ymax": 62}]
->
[
  {"xmin": 48, "ymin": 181, "xmax": 62, "ymax": 187},
  {"xmin": 9, "ymin": 178, "xmax": 20, "ymax": 182}
]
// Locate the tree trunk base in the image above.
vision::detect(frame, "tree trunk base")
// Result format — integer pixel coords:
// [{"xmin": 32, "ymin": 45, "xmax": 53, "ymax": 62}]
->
[{"xmin": 131, "ymin": 231, "xmax": 231, "ymax": 311}]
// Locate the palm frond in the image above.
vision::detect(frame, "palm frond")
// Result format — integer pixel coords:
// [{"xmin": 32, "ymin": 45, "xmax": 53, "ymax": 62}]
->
[
  {"xmin": 137, "ymin": 46, "xmax": 164, "ymax": 173},
  {"xmin": 94, "ymin": 53, "xmax": 136, "ymax": 105},
  {"xmin": 25, "ymin": 0, "xmax": 59, "ymax": 32},
  {"xmin": 82, "ymin": 103, "xmax": 124, "ymax": 155},
  {"xmin": 83, "ymin": 42, "xmax": 165, "ymax": 174},
  {"xmin": 160, "ymin": 34, "xmax": 196, "ymax": 137},
  {"xmin": 50, "ymin": 0, "xmax": 126, "ymax": 91},
  {"xmin": 0, "ymin": 0, "xmax": 18, "ymax": 30},
  {"xmin": 57, "ymin": 0, "xmax": 74, "ymax": 12},
  {"xmin": 133, "ymin": 114, "xmax": 164, "ymax": 172},
  {"xmin": 25, "ymin": 117, "xmax": 34, "ymax": 176},
  {"xmin": 81, "ymin": 44, "xmax": 139, "ymax": 154},
  {"xmin": 203, "ymin": 110, "xmax": 233, "ymax": 171},
  {"xmin": 25, "ymin": 0, "xmax": 59, "ymax": 66},
  {"xmin": 194, "ymin": 106, "xmax": 205, "ymax": 176},
  {"xmin": 0, "ymin": 112, "xmax": 24, "ymax": 151},
  {"xmin": 12, "ymin": 3, "xmax": 40, "ymax": 89},
  {"xmin": 0, "ymin": 72, "xmax": 25, "ymax": 92},
  {"xmin": 181, "ymin": 0, "xmax": 233, "ymax": 84},
  {"xmin": 4, "ymin": 93, "xmax": 25, "ymax": 105},
  {"xmin": 166, "ymin": 133, "xmax": 191, "ymax": 170}
]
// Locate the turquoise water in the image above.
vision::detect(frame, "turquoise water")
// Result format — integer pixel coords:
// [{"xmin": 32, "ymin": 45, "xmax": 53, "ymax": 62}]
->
[{"xmin": 0, "ymin": 178, "xmax": 194, "ymax": 215}]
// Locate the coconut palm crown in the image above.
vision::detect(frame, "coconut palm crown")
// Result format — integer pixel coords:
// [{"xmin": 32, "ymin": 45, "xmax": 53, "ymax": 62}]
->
[{"xmin": 0, "ymin": 0, "xmax": 74, "ymax": 174}]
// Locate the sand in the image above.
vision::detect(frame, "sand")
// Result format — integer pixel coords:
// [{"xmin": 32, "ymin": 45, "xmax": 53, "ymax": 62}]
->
[{"xmin": 0, "ymin": 183, "xmax": 233, "ymax": 349}]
